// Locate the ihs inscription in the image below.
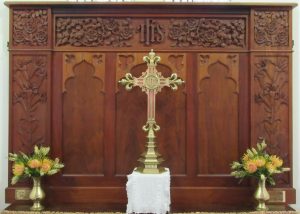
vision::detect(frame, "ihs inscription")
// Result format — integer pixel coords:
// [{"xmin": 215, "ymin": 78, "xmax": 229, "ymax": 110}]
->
[{"xmin": 138, "ymin": 19, "xmax": 165, "ymax": 46}]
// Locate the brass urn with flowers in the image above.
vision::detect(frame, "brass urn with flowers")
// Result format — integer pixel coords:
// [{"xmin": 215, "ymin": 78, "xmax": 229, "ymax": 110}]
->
[
  {"xmin": 231, "ymin": 139, "xmax": 290, "ymax": 211},
  {"xmin": 9, "ymin": 145, "xmax": 64, "ymax": 211}
]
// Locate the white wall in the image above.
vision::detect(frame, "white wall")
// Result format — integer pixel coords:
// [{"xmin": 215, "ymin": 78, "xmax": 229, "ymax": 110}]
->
[
  {"xmin": 291, "ymin": 0, "xmax": 300, "ymax": 210},
  {"xmin": 0, "ymin": 0, "xmax": 299, "ymax": 211},
  {"xmin": 0, "ymin": 0, "xmax": 9, "ymax": 210}
]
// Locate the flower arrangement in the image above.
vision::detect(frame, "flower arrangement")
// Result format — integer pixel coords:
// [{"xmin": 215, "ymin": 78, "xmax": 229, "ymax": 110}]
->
[
  {"xmin": 231, "ymin": 139, "xmax": 289, "ymax": 185},
  {"xmin": 8, "ymin": 145, "xmax": 64, "ymax": 184}
]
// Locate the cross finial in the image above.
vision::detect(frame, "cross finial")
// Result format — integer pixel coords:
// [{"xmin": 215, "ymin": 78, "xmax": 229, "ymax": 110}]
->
[{"xmin": 143, "ymin": 49, "xmax": 161, "ymax": 66}]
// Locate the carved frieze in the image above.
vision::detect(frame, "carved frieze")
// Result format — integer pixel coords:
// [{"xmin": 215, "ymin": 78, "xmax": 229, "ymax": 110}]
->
[
  {"xmin": 13, "ymin": 9, "xmax": 49, "ymax": 46},
  {"xmin": 54, "ymin": 17, "xmax": 247, "ymax": 49},
  {"xmin": 254, "ymin": 10, "xmax": 289, "ymax": 47},
  {"xmin": 56, "ymin": 17, "xmax": 134, "ymax": 47},
  {"xmin": 12, "ymin": 56, "xmax": 48, "ymax": 150},
  {"xmin": 168, "ymin": 18, "xmax": 246, "ymax": 48}
]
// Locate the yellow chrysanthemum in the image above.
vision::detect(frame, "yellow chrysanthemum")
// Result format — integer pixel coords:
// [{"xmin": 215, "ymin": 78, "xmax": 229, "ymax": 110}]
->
[
  {"xmin": 266, "ymin": 162, "xmax": 276, "ymax": 174},
  {"xmin": 270, "ymin": 155, "xmax": 283, "ymax": 168},
  {"xmin": 28, "ymin": 159, "xmax": 42, "ymax": 169},
  {"xmin": 41, "ymin": 159, "xmax": 53, "ymax": 173},
  {"xmin": 254, "ymin": 157, "xmax": 266, "ymax": 168},
  {"xmin": 244, "ymin": 160, "xmax": 257, "ymax": 173},
  {"xmin": 12, "ymin": 163, "xmax": 25, "ymax": 176}
]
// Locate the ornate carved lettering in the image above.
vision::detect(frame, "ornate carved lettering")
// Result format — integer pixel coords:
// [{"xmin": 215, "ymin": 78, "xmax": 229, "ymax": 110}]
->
[
  {"xmin": 168, "ymin": 18, "xmax": 245, "ymax": 48},
  {"xmin": 56, "ymin": 17, "xmax": 133, "ymax": 47},
  {"xmin": 254, "ymin": 11, "xmax": 289, "ymax": 47},
  {"xmin": 138, "ymin": 19, "xmax": 165, "ymax": 46},
  {"xmin": 13, "ymin": 9, "xmax": 48, "ymax": 46},
  {"xmin": 13, "ymin": 56, "xmax": 48, "ymax": 150}
]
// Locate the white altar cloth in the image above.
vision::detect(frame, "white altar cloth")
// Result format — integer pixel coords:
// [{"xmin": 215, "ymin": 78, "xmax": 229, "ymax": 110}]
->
[{"xmin": 126, "ymin": 168, "xmax": 170, "ymax": 214}]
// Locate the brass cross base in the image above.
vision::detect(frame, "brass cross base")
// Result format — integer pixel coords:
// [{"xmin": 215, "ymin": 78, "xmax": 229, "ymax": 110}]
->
[{"xmin": 135, "ymin": 142, "xmax": 166, "ymax": 174}]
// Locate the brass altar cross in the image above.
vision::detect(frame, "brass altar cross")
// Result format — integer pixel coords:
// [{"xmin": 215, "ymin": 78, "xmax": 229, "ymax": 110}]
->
[{"xmin": 119, "ymin": 49, "xmax": 184, "ymax": 174}]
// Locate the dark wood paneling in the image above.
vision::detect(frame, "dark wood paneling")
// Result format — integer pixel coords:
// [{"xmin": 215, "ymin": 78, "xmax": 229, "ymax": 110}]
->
[
  {"xmin": 197, "ymin": 54, "xmax": 239, "ymax": 175},
  {"xmin": 6, "ymin": 3, "xmax": 295, "ymax": 209},
  {"xmin": 63, "ymin": 61, "xmax": 105, "ymax": 175}
]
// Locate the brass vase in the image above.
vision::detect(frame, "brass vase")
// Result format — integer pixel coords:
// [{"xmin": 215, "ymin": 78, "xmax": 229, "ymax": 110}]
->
[
  {"xmin": 254, "ymin": 174, "xmax": 270, "ymax": 211},
  {"xmin": 29, "ymin": 176, "xmax": 45, "ymax": 211}
]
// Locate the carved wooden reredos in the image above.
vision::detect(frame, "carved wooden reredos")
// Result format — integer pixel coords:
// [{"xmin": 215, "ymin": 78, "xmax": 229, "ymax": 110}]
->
[{"xmin": 6, "ymin": 1, "xmax": 296, "ymax": 209}]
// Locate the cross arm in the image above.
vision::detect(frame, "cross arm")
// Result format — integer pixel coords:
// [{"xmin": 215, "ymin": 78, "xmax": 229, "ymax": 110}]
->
[
  {"xmin": 165, "ymin": 73, "xmax": 185, "ymax": 90},
  {"xmin": 118, "ymin": 73, "xmax": 138, "ymax": 91}
]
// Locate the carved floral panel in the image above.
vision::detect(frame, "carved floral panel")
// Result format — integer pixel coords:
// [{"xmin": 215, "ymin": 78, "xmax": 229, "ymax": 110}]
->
[
  {"xmin": 253, "ymin": 55, "xmax": 290, "ymax": 185},
  {"xmin": 55, "ymin": 17, "xmax": 246, "ymax": 49},
  {"xmin": 13, "ymin": 9, "xmax": 49, "ymax": 47},
  {"xmin": 12, "ymin": 55, "xmax": 48, "ymax": 152},
  {"xmin": 254, "ymin": 10, "xmax": 289, "ymax": 47},
  {"xmin": 168, "ymin": 18, "xmax": 246, "ymax": 48},
  {"xmin": 56, "ymin": 17, "xmax": 134, "ymax": 47}
]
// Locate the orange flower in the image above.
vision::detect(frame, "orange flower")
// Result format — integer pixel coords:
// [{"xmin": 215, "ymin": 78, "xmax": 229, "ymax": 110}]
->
[
  {"xmin": 270, "ymin": 155, "xmax": 283, "ymax": 168},
  {"xmin": 254, "ymin": 157, "xmax": 266, "ymax": 168},
  {"xmin": 244, "ymin": 161, "xmax": 257, "ymax": 173},
  {"xmin": 28, "ymin": 159, "xmax": 42, "ymax": 169},
  {"xmin": 41, "ymin": 159, "xmax": 52, "ymax": 173},
  {"xmin": 12, "ymin": 163, "xmax": 24, "ymax": 176}
]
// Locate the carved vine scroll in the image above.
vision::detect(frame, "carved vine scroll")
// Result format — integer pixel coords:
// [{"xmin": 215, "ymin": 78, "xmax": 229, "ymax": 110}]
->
[
  {"xmin": 254, "ymin": 10, "xmax": 289, "ymax": 47},
  {"xmin": 13, "ymin": 9, "xmax": 49, "ymax": 46},
  {"xmin": 56, "ymin": 17, "xmax": 134, "ymax": 47},
  {"xmin": 12, "ymin": 56, "xmax": 48, "ymax": 150},
  {"xmin": 168, "ymin": 18, "xmax": 246, "ymax": 48}
]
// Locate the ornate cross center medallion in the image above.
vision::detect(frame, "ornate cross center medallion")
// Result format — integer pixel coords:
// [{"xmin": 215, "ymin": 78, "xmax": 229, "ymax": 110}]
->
[{"xmin": 119, "ymin": 49, "xmax": 184, "ymax": 174}]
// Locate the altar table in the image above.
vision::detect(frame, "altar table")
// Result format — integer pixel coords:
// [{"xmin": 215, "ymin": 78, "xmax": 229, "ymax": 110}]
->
[{"xmin": 126, "ymin": 168, "xmax": 171, "ymax": 214}]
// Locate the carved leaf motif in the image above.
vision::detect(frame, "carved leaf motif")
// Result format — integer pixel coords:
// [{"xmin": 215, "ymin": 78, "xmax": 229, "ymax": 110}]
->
[
  {"xmin": 254, "ymin": 10, "xmax": 289, "ymax": 47},
  {"xmin": 168, "ymin": 18, "xmax": 245, "ymax": 48},
  {"xmin": 13, "ymin": 56, "xmax": 47, "ymax": 150},
  {"xmin": 13, "ymin": 9, "xmax": 48, "ymax": 46},
  {"xmin": 118, "ymin": 55, "xmax": 134, "ymax": 72},
  {"xmin": 168, "ymin": 55, "xmax": 184, "ymax": 73},
  {"xmin": 56, "ymin": 17, "xmax": 134, "ymax": 47}
]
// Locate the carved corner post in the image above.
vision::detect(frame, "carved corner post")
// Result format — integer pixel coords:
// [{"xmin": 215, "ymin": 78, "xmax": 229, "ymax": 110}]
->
[
  {"xmin": 7, "ymin": 6, "xmax": 52, "ymax": 202},
  {"xmin": 250, "ymin": 7, "xmax": 293, "ymax": 189}
]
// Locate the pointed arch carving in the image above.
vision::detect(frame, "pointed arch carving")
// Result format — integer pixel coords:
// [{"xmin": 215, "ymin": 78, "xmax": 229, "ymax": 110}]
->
[
  {"xmin": 197, "ymin": 53, "xmax": 239, "ymax": 174},
  {"xmin": 63, "ymin": 59, "xmax": 105, "ymax": 175},
  {"xmin": 63, "ymin": 53, "xmax": 105, "ymax": 92}
]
